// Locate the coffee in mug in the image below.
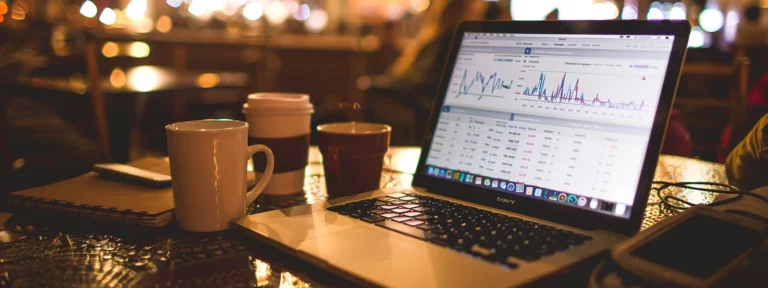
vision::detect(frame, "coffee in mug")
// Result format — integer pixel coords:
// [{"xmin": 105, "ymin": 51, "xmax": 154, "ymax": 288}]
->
[
  {"xmin": 317, "ymin": 122, "xmax": 391, "ymax": 198},
  {"xmin": 166, "ymin": 120, "xmax": 274, "ymax": 232},
  {"xmin": 243, "ymin": 93, "xmax": 313, "ymax": 195}
]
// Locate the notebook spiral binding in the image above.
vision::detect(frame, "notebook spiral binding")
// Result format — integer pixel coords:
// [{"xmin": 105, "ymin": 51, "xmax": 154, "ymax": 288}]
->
[{"xmin": 7, "ymin": 195, "xmax": 157, "ymax": 226}]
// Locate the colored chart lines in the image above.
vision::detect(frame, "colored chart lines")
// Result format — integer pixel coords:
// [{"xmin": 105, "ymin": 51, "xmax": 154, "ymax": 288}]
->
[
  {"xmin": 522, "ymin": 72, "xmax": 646, "ymax": 111},
  {"xmin": 455, "ymin": 70, "xmax": 513, "ymax": 100}
]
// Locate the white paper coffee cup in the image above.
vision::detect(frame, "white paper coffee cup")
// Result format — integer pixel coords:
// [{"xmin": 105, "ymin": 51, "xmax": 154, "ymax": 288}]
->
[{"xmin": 244, "ymin": 93, "xmax": 313, "ymax": 195}]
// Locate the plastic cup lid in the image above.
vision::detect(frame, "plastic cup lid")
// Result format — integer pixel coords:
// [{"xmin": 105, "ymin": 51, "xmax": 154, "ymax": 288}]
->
[{"xmin": 245, "ymin": 93, "xmax": 313, "ymax": 111}]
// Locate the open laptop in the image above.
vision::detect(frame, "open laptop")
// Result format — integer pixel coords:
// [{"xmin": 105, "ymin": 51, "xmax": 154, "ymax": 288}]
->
[{"xmin": 234, "ymin": 20, "xmax": 691, "ymax": 287}]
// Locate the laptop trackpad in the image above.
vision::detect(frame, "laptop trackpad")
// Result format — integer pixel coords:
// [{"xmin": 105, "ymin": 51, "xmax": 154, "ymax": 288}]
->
[
  {"xmin": 298, "ymin": 226, "xmax": 424, "ymax": 285},
  {"xmin": 297, "ymin": 226, "xmax": 512, "ymax": 287}
]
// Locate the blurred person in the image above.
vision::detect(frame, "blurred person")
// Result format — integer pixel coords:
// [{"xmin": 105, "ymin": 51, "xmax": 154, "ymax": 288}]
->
[
  {"xmin": 726, "ymin": 113, "xmax": 768, "ymax": 191},
  {"xmin": 735, "ymin": 4, "xmax": 767, "ymax": 47},
  {"xmin": 365, "ymin": 0, "xmax": 509, "ymax": 143}
]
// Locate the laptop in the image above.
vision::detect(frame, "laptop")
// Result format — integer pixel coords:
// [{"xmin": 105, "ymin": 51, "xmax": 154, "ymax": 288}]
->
[{"xmin": 234, "ymin": 20, "xmax": 691, "ymax": 287}]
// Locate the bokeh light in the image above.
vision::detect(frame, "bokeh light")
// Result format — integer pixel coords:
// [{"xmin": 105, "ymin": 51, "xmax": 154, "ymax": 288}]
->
[
  {"xmin": 196, "ymin": 73, "xmax": 221, "ymax": 88},
  {"xmin": 126, "ymin": 0, "xmax": 147, "ymax": 20},
  {"xmin": 292, "ymin": 4, "xmax": 310, "ymax": 21},
  {"xmin": 265, "ymin": 1, "xmax": 289, "ymax": 24},
  {"xmin": 110, "ymin": 68, "xmax": 126, "ymax": 88},
  {"xmin": 410, "ymin": 0, "xmax": 430, "ymax": 13},
  {"xmin": 128, "ymin": 66, "xmax": 161, "ymax": 92},
  {"xmin": 699, "ymin": 7, "xmax": 724, "ymax": 32},
  {"xmin": 0, "ymin": 2, "xmax": 8, "ymax": 15},
  {"xmin": 621, "ymin": 5, "xmax": 638, "ymax": 20},
  {"xmin": 688, "ymin": 26, "xmax": 705, "ymax": 48},
  {"xmin": 156, "ymin": 15, "xmax": 172, "ymax": 33},
  {"xmin": 305, "ymin": 8, "xmax": 328, "ymax": 33},
  {"xmin": 724, "ymin": 10, "xmax": 740, "ymax": 43},
  {"xmin": 128, "ymin": 41, "xmax": 150, "ymax": 58},
  {"xmin": 166, "ymin": 0, "xmax": 182, "ymax": 9},
  {"xmin": 668, "ymin": 3, "xmax": 686, "ymax": 20},
  {"xmin": 99, "ymin": 8, "xmax": 117, "ymax": 25},
  {"xmin": 79, "ymin": 1, "xmax": 97, "ymax": 18},
  {"xmin": 590, "ymin": 1, "xmax": 618, "ymax": 20},
  {"xmin": 102, "ymin": 42, "xmax": 119, "ymax": 58},
  {"xmin": 243, "ymin": 1, "xmax": 263, "ymax": 21}
]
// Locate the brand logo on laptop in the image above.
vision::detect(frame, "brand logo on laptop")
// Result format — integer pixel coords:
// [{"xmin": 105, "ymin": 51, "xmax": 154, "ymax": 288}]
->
[
  {"xmin": 496, "ymin": 197, "xmax": 516, "ymax": 205},
  {"xmin": 475, "ymin": 177, "xmax": 482, "ymax": 185}
]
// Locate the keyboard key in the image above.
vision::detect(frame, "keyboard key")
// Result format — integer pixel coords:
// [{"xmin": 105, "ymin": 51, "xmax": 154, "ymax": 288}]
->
[
  {"xmin": 416, "ymin": 224, "xmax": 435, "ymax": 230},
  {"xmin": 402, "ymin": 204, "xmax": 420, "ymax": 209},
  {"xmin": 378, "ymin": 197, "xmax": 397, "ymax": 202},
  {"xmin": 387, "ymin": 193, "xmax": 407, "ymax": 198},
  {"xmin": 361, "ymin": 216, "xmax": 385, "ymax": 223},
  {"xmin": 403, "ymin": 211, "xmax": 421, "ymax": 217},
  {"xmin": 470, "ymin": 244, "xmax": 495, "ymax": 257},
  {"xmin": 380, "ymin": 205, "xmax": 398, "ymax": 210},
  {"xmin": 391, "ymin": 208, "xmax": 410, "ymax": 213},
  {"xmin": 391, "ymin": 200, "xmax": 408, "ymax": 205},
  {"xmin": 392, "ymin": 216, "xmax": 412, "ymax": 222},
  {"xmin": 415, "ymin": 215, "xmax": 433, "ymax": 221},
  {"xmin": 404, "ymin": 220, "xmax": 425, "ymax": 226},
  {"xmin": 400, "ymin": 196, "xmax": 417, "ymax": 201},
  {"xmin": 369, "ymin": 209, "xmax": 389, "ymax": 215},
  {"xmin": 381, "ymin": 213, "xmax": 399, "ymax": 218},
  {"xmin": 411, "ymin": 207, "xmax": 426, "ymax": 212},
  {"xmin": 376, "ymin": 221, "xmax": 437, "ymax": 240}
]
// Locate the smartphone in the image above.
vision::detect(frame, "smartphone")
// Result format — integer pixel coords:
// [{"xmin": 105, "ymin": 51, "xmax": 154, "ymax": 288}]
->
[
  {"xmin": 611, "ymin": 206, "xmax": 765, "ymax": 287},
  {"xmin": 93, "ymin": 163, "xmax": 172, "ymax": 188}
]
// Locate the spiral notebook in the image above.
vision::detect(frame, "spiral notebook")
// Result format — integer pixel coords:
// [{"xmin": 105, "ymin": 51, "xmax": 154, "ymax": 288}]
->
[{"xmin": 7, "ymin": 158, "xmax": 175, "ymax": 227}]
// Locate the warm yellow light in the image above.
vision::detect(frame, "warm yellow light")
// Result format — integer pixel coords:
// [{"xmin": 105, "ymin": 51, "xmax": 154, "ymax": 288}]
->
[
  {"xmin": 243, "ymin": 1, "xmax": 263, "ymax": 21},
  {"xmin": 102, "ymin": 42, "xmax": 119, "ymax": 58},
  {"xmin": 265, "ymin": 1, "xmax": 289, "ymax": 25},
  {"xmin": 126, "ymin": 0, "xmax": 146, "ymax": 20},
  {"xmin": 279, "ymin": 271, "xmax": 309, "ymax": 288},
  {"xmin": 99, "ymin": 8, "xmax": 117, "ymax": 25},
  {"xmin": 79, "ymin": 1, "xmax": 97, "ymax": 18},
  {"xmin": 196, "ymin": 73, "xmax": 220, "ymax": 88},
  {"xmin": 110, "ymin": 68, "xmax": 126, "ymax": 88},
  {"xmin": 128, "ymin": 41, "xmax": 150, "ymax": 58},
  {"xmin": 11, "ymin": 12, "xmax": 24, "ymax": 20},
  {"xmin": 305, "ymin": 9, "xmax": 328, "ymax": 33},
  {"xmin": 0, "ymin": 15, "xmax": 4, "ymax": 23},
  {"xmin": 128, "ymin": 66, "xmax": 161, "ymax": 92},
  {"xmin": 0, "ymin": 2, "xmax": 8, "ymax": 15},
  {"xmin": 253, "ymin": 259, "xmax": 271, "ymax": 287},
  {"xmin": 410, "ymin": 0, "xmax": 430, "ymax": 13},
  {"xmin": 156, "ymin": 15, "xmax": 172, "ymax": 33}
]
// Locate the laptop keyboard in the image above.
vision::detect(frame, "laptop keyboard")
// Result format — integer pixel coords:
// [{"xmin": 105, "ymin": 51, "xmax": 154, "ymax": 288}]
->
[{"xmin": 326, "ymin": 192, "xmax": 592, "ymax": 269}]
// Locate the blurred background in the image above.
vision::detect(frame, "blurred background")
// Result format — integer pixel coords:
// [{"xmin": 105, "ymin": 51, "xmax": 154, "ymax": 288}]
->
[{"xmin": 2, "ymin": 0, "xmax": 768, "ymax": 193}]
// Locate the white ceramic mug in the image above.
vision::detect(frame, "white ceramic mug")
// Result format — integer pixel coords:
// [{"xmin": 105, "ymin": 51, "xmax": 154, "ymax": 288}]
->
[{"xmin": 166, "ymin": 120, "xmax": 274, "ymax": 232}]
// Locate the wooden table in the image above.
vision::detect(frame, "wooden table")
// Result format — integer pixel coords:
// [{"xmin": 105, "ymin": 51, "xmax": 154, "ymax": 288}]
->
[{"xmin": 0, "ymin": 147, "xmax": 727, "ymax": 287}]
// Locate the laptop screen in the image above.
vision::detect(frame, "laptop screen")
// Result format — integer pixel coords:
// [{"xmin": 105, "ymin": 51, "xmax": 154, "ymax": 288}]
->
[{"xmin": 424, "ymin": 33, "xmax": 675, "ymax": 219}]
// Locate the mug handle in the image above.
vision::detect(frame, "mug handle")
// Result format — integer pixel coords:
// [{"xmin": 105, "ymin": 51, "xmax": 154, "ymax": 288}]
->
[
  {"xmin": 246, "ymin": 144, "xmax": 274, "ymax": 205},
  {"xmin": 327, "ymin": 145, "xmax": 344, "ymax": 187}
]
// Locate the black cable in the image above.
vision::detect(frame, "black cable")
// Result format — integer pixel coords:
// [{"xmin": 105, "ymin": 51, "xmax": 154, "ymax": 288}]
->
[{"xmin": 651, "ymin": 181, "xmax": 768, "ymax": 211}]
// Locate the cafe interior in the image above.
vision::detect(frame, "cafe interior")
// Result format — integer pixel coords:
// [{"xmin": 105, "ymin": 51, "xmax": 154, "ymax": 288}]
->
[{"xmin": 3, "ymin": 0, "xmax": 768, "ymax": 287}]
